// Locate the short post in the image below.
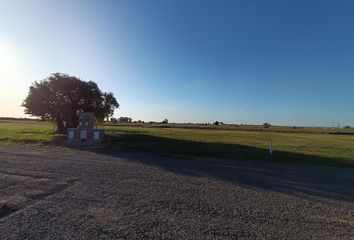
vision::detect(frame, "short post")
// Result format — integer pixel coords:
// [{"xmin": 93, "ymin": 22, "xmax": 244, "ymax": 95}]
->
[{"xmin": 269, "ymin": 139, "xmax": 273, "ymax": 155}]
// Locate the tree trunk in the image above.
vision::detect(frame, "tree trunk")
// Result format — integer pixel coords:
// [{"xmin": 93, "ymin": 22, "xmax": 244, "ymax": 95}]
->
[{"xmin": 55, "ymin": 118, "xmax": 66, "ymax": 134}]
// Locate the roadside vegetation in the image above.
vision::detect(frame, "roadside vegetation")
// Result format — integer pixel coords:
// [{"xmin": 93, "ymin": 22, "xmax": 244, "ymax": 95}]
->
[{"xmin": 2, "ymin": 119, "xmax": 354, "ymax": 167}]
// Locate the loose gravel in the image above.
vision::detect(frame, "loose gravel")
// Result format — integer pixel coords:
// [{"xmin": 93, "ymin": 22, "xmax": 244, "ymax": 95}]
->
[{"xmin": 1, "ymin": 145, "xmax": 354, "ymax": 239}]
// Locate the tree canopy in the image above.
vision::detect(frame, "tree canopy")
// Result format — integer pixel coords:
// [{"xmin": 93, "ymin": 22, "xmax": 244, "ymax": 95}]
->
[
  {"xmin": 22, "ymin": 73, "xmax": 119, "ymax": 133},
  {"xmin": 118, "ymin": 117, "xmax": 132, "ymax": 123}
]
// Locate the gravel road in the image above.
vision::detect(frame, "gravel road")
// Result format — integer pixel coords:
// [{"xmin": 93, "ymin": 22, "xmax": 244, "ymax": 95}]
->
[{"xmin": 1, "ymin": 145, "xmax": 354, "ymax": 239}]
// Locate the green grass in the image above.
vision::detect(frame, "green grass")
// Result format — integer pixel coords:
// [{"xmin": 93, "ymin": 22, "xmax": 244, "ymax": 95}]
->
[
  {"xmin": 0, "ymin": 120, "xmax": 56, "ymax": 145},
  {"xmin": 2, "ymin": 120, "xmax": 354, "ymax": 167},
  {"xmin": 104, "ymin": 125, "xmax": 354, "ymax": 167}
]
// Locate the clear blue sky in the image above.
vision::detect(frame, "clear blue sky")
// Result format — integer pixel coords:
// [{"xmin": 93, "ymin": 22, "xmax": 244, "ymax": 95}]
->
[{"xmin": 1, "ymin": 0, "xmax": 354, "ymax": 126}]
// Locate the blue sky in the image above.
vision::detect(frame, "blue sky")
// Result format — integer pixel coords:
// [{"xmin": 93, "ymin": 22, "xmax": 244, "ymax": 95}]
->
[{"xmin": 1, "ymin": 0, "xmax": 354, "ymax": 126}]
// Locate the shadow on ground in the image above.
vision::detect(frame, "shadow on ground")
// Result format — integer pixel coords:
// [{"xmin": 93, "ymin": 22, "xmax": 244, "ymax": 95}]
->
[{"xmin": 56, "ymin": 133, "xmax": 354, "ymax": 203}]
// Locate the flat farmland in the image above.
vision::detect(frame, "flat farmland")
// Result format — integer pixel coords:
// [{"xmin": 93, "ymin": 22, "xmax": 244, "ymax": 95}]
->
[
  {"xmin": 2, "ymin": 119, "xmax": 354, "ymax": 166},
  {"xmin": 0, "ymin": 120, "xmax": 54, "ymax": 144},
  {"xmin": 1, "ymin": 120, "xmax": 354, "ymax": 239},
  {"xmin": 105, "ymin": 124, "xmax": 354, "ymax": 167}
]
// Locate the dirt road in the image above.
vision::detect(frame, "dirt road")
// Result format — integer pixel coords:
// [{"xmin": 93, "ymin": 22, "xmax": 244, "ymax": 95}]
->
[{"xmin": 1, "ymin": 145, "xmax": 354, "ymax": 239}]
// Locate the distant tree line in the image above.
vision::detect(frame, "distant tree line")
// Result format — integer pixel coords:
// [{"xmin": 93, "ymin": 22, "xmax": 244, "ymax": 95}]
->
[
  {"xmin": 263, "ymin": 123, "xmax": 271, "ymax": 128},
  {"xmin": 109, "ymin": 118, "xmax": 169, "ymax": 124}
]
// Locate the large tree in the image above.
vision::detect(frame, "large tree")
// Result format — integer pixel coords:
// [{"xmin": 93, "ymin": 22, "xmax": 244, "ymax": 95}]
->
[{"xmin": 22, "ymin": 73, "xmax": 119, "ymax": 133}]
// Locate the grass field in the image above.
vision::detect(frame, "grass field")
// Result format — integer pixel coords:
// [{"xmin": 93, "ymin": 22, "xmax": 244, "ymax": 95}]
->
[
  {"xmin": 105, "ymin": 124, "xmax": 354, "ymax": 167},
  {"xmin": 0, "ymin": 120, "xmax": 55, "ymax": 144},
  {"xmin": 1, "ymin": 119, "xmax": 354, "ymax": 167}
]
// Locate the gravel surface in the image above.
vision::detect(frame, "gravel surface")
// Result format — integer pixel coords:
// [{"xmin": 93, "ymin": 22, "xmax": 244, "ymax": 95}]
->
[{"xmin": 1, "ymin": 145, "xmax": 354, "ymax": 239}]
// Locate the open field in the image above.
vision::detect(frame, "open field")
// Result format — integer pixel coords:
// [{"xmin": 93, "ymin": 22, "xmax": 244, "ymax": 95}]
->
[
  {"xmin": 0, "ymin": 120, "xmax": 54, "ymax": 144},
  {"xmin": 1, "ymin": 119, "xmax": 354, "ymax": 167},
  {"xmin": 1, "ymin": 145, "xmax": 354, "ymax": 239},
  {"xmin": 2, "ymin": 120, "xmax": 354, "ymax": 239},
  {"xmin": 106, "ymin": 125, "xmax": 354, "ymax": 167}
]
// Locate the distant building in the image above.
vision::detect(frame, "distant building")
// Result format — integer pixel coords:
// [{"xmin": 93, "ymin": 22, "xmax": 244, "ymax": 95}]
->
[{"xmin": 67, "ymin": 113, "xmax": 105, "ymax": 142}]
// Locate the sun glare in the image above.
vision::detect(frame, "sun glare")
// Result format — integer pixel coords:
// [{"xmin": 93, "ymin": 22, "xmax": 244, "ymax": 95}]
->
[
  {"xmin": 0, "ymin": 42, "xmax": 17, "ymax": 78},
  {"xmin": 0, "ymin": 41, "xmax": 27, "ymax": 117}
]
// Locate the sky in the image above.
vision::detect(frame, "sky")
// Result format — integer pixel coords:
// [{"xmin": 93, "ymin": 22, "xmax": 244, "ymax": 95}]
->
[{"xmin": 1, "ymin": 0, "xmax": 354, "ymax": 126}]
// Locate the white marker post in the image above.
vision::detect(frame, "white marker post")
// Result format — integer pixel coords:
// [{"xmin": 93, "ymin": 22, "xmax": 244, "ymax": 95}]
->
[{"xmin": 269, "ymin": 139, "xmax": 273, "ymax": 155}]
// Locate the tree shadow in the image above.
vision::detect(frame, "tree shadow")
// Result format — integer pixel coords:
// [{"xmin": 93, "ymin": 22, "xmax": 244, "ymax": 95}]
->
[{"xmin": 56, "ymin": 133, "xmax": 354, "ymax": 203}]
